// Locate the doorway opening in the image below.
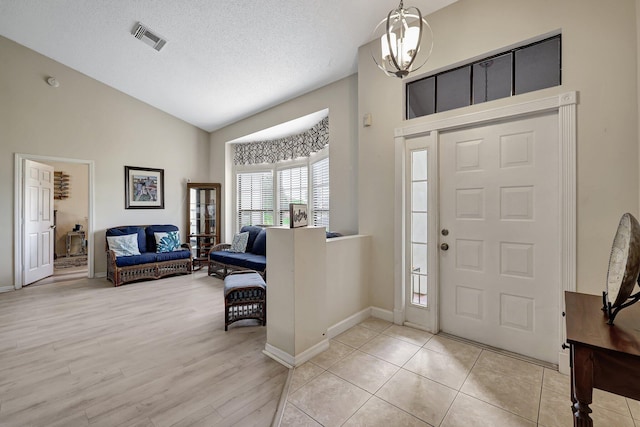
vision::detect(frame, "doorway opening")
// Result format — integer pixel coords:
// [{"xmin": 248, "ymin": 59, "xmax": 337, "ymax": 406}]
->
[
  {"xmin": 394, "ymin": 91, "xmax": 577, "ymax": 370},
  {"xmin": 14, "ymin": 153, "xmax": 95, "ymax": 289},
  {"xmin": 49, "ymin": 160, "xmax": 89, "ymax": 281}
]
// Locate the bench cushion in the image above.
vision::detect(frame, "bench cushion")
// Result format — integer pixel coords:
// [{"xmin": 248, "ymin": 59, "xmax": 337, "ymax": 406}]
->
[
  {"xmin": 224, "ymin": 272, "xmax": 266, "ymax": 295},
  {"xmin": 115, "ymin": 252, "xmax": 157, "ymax": 267},
  {"xmin": 156, "ymin": 250, "xmax": 191, "ymax": 262},
  {"xmin": 210, "ymin": 251, "xmax": 266, "ymax": 271}
]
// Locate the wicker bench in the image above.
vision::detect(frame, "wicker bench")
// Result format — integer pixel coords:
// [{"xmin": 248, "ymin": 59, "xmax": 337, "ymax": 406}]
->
[
  {"xmin": 106, "ymin": 225, "xmax": 192, "ymax": 287},
  {"xmin": 223, "ymin": 270, "xmax": 266, "ymax": 331}
]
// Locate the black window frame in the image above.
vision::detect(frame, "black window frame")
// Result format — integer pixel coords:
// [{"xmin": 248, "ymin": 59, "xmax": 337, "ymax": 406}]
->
[{"xmin": 406, "ymin": 34, "xmax": 562, "ymax": 120}]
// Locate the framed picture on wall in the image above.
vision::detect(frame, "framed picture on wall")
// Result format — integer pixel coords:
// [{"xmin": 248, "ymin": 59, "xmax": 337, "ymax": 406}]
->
[
  {"xmin": 125, "ymin": 166, "xmax": 165, "ymax": 209},
  {"xmin": 289, "ymin": 203, "xmax": 308, "ymax": 228}
]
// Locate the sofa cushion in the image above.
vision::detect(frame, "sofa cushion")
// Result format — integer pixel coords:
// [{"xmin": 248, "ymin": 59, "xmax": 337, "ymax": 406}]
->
[
  {"xmin": 229, "ymin": 232, "xmax": 249, "ymax": 253},
  {"xmin": 252, "ymin": 229, "xmax": 267, "ymax": 256},
  {"xmin": 115, "ymin": 252, "xmax": 158, "ymax": 267},
  {"xmin": 146, "ymin": 225, "xmax": 179, "ymax": 252},
  {"xmin": 106, "ymin": 233, "xmax": 141, "ymax": 257},
  {"xmin": 210, "ymin": 251, "xmax": 266, "ymax": 271},
  {"xmin": 107, "ymin": 226, "xmax": 146, "ymax": 253},
  {"xmin": 154, "ymin": 231, "xmax": 181, "ymax": 252},
  {"xmin": 156, "ymin": 250, "xmax": 191, "ymax": 262},
  {"xmin": 240, "ymin": 226, "xmax": 263, "ymax": 253}
]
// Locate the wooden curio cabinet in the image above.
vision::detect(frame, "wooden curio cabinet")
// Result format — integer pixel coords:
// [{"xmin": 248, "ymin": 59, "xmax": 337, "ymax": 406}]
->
[{"xmin": 186, "ymin": 183, "xmax": 221, "ymax": 261}]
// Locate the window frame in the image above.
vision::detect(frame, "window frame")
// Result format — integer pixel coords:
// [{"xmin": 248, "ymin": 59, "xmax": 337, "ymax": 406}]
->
[
  {"xmin": 234, "ymin": 168, "xmax": 275, "ymax": 230},
  {"xmin": 233, "ymin": 146, "xmax": 329, "ymax": 233},
  {"xmin": 310, "ymin": 156, "xmax": 330, "ymax": 229}
]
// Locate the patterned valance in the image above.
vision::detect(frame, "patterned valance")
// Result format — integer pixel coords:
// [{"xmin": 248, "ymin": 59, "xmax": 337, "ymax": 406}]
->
[{"xmin": 234, "ymin": 116, "xmax": 329, "ymax": 165}]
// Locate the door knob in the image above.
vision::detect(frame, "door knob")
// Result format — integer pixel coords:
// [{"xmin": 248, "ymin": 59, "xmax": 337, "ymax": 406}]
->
[
  {"xmin": 441, "ymin": 229, "xmax": 449, "ymax": 236},
  {"xmin": 440, "ymin": 243, "xmax": 449, "ymax": 251}
]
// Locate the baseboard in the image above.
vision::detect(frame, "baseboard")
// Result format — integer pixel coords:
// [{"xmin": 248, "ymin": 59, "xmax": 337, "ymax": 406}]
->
[
  {"xmin": 327, "ymin": 307, "xmax": 371, "ymax": 339},
  {"xmin": 394, "ymin": 309, "xmax": 404, "ymax": 325},
  {"xmin": 558, "ymin": 350, "xmax": 570, "ymax": 375},
  {"xmin": 371, "ymin": 306, "xmax": 394, "ymax": 322},
  {"xmin": 0, "ymin": 286, "xmax": 14, "ymax": 293},
  {"xmin": 94, "ymin": 272, "xmax": 106, "ymax": 278},
  {"xmin": 264, "ymin": 339, "xmax": 330, "ymax": 368},
  {"xmin": 263, "ymin": 345, "xmax": 294, "ymax": 368}
]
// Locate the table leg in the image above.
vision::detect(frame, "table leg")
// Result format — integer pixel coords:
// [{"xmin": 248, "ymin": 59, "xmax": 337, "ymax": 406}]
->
[
  {"xmin": 571, "ymin": 346, "xmax": 593, "ymax": 427},
  {"xmin": 570, "ymin": 345, "xmax": 577, "ymax": 415}
]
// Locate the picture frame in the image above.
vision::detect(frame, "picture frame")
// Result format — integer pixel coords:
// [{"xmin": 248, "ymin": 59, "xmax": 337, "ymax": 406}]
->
[
  {"xmin": 125, "ymin": 166, "xmax": 165, "ymax": 209},
  {"xmin": 289, "ymin": 203, "xmax": 308, "ymax": 228}
]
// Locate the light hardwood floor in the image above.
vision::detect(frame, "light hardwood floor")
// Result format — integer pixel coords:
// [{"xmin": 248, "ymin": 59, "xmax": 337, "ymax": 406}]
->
[{"xmin": 0, "ymin": 270, "xmax": 287, "ymax": 427}]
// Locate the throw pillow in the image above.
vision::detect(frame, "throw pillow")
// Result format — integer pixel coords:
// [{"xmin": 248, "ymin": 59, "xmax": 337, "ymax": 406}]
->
[
  {"xmin": 229, "ymin": 232, "xmax": 249, "ymax": 253},
  {"xmin": 154, "ymin": 231, "xmax": 181, "ymax": 253},
  {"xmin": 107, "ymin": 234, "xmax": 141, "ymax": 257}
]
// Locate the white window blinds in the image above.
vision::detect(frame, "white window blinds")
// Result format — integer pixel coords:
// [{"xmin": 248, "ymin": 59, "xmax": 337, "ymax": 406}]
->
[
  {"xmin": 311, "ymin": 157, "xmax": 330, "ymax": 228},
  {"xmin": 236, "ymin": 171, "xmax": 274, "ymax": 229},
  {"xmin": 278, "ymin": 166, "xmax": 308, "ymax": 226}
]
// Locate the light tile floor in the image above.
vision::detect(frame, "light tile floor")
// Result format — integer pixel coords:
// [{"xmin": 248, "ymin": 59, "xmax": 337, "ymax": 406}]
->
[{"xmin": 280, "ymin": 317, "xmax": 640, "ymax": 427}]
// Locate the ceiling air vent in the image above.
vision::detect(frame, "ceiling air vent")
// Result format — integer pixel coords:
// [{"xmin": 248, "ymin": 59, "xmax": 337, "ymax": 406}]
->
[{"xmin": 132, "ymin": 22, "xmax": 167, "ymax": 52}]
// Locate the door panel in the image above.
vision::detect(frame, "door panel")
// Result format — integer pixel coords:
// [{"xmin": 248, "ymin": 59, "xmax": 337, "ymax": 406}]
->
[
  {"xmin": 24, "ymin": 159, "xmax": 54, "ymax": 285},
  {"xmin": 439, "ymin": 113, "xmax": 560, "ymax": 363}
]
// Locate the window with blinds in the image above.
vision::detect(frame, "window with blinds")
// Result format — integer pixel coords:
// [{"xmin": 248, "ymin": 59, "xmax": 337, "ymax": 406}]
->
[
  {"xmin": 311, "ymin": 157, "xmax": 330, "ymax": 228},
  {"xmin": 236, "ymin": 171, "xmax": 274, "ymax": 228},
  {"xmin": 277, "ymin": 166, "xmax": 308, "ymax": 226}
]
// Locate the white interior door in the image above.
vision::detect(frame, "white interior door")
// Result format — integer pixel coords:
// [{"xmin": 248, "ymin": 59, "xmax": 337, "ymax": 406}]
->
[
  {"xmin": 24, "ymin": 159, "xmax": 54, "ymax": 285},
  {"xmin": 439, "ymin": 112, "xmax": 560, "ymax": 363},
  {"xmin": 404, "ymin": 135, "xmax": 438, "ymax": 331}
]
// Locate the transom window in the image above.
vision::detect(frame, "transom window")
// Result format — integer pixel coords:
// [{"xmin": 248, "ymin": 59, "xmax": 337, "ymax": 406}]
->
[{"xmin": 406, "ymin": 35, "xmax": 561, "ymax": 119}]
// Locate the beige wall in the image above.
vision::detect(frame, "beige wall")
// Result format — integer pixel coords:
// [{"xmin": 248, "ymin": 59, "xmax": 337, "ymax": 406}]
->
[
  {"xmin": 358, "ymin": 0, "xmax": 639, "ymax": 308},
  {"xmin": 47, "ymin": 161, "xmax": 89, "ymax": 257},
  {"xmin": 209, "ymin": 75, "xmax": 359, "ymax": 243},
  {"xmin": 1, "ymin": 36, "xmax": 210, "ymax": 285},
  {"xmin": 326, "ymin": 235, "xmax": 372, "ymax": 328}
]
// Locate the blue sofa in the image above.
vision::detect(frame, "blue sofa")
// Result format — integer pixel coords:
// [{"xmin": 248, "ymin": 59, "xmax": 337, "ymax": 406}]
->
[
  {"xmin": 106, "ymin": 225, "xmax": 192, "ymax": 287},
  {"xmin": 209, "ymin": 225, "xmax": 267, "ymax": 279}
]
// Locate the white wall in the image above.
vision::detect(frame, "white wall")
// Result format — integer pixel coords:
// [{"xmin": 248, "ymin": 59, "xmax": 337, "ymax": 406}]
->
[
  {"xmin": 1, "ymin": 36, "xmax": 211, "ymax": 284},
  {"xmin": 209, "ymin": 75, "xmax": 359, "ymax": 243},
  {"xmin": 358, "ymin": 0, "xmax": 639, "ymax": 308}
]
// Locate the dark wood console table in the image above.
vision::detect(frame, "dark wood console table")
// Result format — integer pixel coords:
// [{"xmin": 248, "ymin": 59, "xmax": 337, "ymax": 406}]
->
[{"xmin": 565, "ymin": 291, "xmax": 640, "ymax": 426}]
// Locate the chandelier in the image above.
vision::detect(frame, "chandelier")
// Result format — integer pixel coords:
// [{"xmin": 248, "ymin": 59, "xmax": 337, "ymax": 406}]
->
[{"xmin": 371, "ymin": 1, "xmax": 433, "ymax": 78}]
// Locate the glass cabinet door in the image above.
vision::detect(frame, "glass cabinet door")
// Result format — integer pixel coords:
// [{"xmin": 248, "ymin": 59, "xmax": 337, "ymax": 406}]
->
[{"xmin": 187, "ymin": 183, "xmax": 221, "ymax": 259}]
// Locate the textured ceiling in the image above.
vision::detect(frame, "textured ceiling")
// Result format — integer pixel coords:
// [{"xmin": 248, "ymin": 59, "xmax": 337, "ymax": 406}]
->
[{"xmin": 0, "ymin": 0, "xmax": 457, "ymax": 132}]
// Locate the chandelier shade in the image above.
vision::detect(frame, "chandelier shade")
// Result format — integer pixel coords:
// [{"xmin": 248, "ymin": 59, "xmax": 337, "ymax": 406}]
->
[{"xmin": 371, "ymin": 1, "xmax": 433, "ymax": 78}]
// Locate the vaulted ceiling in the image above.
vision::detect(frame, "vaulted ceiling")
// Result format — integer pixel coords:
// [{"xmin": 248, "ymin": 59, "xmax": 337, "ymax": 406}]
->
[{"xmin": 0, "ymin": 0, "xmax": 457, "ymax": 132}]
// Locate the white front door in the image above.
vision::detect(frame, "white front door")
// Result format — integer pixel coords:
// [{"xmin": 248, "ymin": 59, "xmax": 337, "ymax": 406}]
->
[
  {"xmin": 439, "ymin": 112, "xmax": 560, "ymax": 363},
  {"xmin": 24, "ymin": 159, "xmax": 54, "ymax": 285}
]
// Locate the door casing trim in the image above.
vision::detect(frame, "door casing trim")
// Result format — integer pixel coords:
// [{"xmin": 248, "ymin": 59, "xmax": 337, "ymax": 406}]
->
[
  {"xmin": 14, "ymin": 153, "xmax": 96, "ymax": 289},
  {"xmin": 393, "ymin": 91, "xmax": 577, "ymax": 370}
]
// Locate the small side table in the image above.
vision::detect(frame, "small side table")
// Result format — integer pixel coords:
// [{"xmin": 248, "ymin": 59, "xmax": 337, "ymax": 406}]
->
[
  {"xmin": 66, "ymin": 231, "xmax": 86, "ymax": 257},
  {"xmin": 565, "ymin": 291, "xmax": 640, "ymax": 426}
]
